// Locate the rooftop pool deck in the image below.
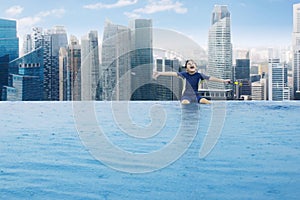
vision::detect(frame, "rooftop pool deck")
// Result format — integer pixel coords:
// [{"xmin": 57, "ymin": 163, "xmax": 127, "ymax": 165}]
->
[{"xmin": 0, "ymin": 101, "xmax": 299, "ymax": 200}]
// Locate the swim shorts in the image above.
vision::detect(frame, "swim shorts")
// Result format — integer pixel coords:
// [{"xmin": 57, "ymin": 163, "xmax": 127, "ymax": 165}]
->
[{"xmin": 181, "ymin": 94, "xmax": 202, "ymax": 103}]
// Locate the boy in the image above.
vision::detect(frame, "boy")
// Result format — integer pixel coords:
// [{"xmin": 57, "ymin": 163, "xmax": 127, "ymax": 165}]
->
[{"xmin": 152, "ymin": 59, "xmax": 231, "ymax": 104}]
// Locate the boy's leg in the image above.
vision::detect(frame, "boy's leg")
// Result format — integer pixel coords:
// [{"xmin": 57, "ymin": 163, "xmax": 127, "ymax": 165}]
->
[
  {"xmin": 181, "ymin": 99, "xmax": 191, "ymax": 104},
  {"xmin": 199, "ymin": 98, "xmax": 211, "ymax": 104},
  {"xmin": 181, "ymin": 95, "xmax": 191, "ymax": 104}
]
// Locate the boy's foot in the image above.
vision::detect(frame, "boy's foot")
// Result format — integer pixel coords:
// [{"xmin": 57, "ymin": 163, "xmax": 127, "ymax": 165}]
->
[{"xmin": 199, "ymin": 98, "xmax": 211, "ymax": 104}]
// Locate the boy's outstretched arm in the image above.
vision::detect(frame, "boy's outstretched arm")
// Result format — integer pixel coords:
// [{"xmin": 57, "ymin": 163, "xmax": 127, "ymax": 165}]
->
[
  {"xmin": 208, "ymin": 76, "xmax": 232, "ymax": 84},
  {"xmin": 152, "ymin": 71, "xmax": 178, "ymax": 80}
]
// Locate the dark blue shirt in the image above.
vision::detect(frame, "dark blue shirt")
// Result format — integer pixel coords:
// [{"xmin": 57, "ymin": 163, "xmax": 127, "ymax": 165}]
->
[{"xmin": 177, "ymin": 72, "xmax": 210, "ymax": 95}]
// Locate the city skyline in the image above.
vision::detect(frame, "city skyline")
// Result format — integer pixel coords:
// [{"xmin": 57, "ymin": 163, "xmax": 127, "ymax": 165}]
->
[
  {"xmin": 1, "ymin": 2, "xmax": 299, "ymax": 101},
  {"xmin": 0, "ymin": 0, "xmax": 298, "ymax": 49}
]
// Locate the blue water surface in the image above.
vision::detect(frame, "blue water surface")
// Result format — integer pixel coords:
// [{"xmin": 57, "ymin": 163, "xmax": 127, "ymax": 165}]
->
[{"xmin": 0, "ymin": 101, "xmax": 299, "ymax": 200}]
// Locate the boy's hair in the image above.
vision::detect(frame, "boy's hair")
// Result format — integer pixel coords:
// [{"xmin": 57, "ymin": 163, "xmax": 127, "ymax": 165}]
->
[{"xmin": 184, "ymin": 59, "xmax": 197, "ymax": 68}]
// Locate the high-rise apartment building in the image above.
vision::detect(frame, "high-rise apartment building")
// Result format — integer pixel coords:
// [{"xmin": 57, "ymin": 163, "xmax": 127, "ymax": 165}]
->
[
  {"xmin": 31, "ymin": 27, "xmax": 43, "ymax": 50},
  {"xmin": 130, "ymin": 19, "xmax": 154, "ymax": 100},
  {"xmin": 31, "ymin": 26, "xmax": 68, "ymax": 101},
  {"xmin": 81, "ymin": 31, "xmax": 100, "ymax": 100},
  {"xmin": 207, "ymin": 5, "xmax": 233, "ymax": 91},
  {"xmin": 292, "ymin": 3, "xmax": 300, "ymax": 100}
]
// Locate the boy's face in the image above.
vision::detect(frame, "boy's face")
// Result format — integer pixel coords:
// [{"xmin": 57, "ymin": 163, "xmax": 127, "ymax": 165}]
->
[{"xmin": 186, "ymin": 60, "xmax": 197, "ymax": 74}]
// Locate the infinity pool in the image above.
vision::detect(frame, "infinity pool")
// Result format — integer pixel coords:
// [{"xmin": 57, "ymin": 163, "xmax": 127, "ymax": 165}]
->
[{"xmin": 0, "ymin": 101, "xmax": 299, "ymax": 199}]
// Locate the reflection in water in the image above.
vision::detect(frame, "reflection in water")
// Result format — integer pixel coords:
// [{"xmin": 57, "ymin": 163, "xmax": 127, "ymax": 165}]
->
[{"xmin": 199, "ymin": 101, "xmax": 226, "ymax": 158}]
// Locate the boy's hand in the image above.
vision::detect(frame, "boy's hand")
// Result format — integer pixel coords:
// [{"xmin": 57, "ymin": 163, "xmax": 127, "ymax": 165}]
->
[
  {"xmin": 152, "ymin": 71, "xmax": 160, "ymax": 80},
  {"xmin": 223, "ymin": 79, "xmax": 232, "ymax": 84}
]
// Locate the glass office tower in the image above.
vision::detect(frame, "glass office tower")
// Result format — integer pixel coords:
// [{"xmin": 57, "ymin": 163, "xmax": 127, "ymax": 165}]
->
[
  {"xmin": 0, "ymin": 18, "xmax": 19, "ymax": 100},
  {"xmin": 3, "ymin": 47, "xmax": 44, "ymax": 101},
  {"xmin": 292, "ymin": 3, "xmax": 300, "ymax": 99},
  {"xmin": 0, "ymin": 18, "xmax": 19, "ymax": 61},
  {"xmin": 101, "ymin": 20, "xmax": 131, "ymax": 100},
  {"xmin": 268, "ymin": 58, "xmax": 290, "ymax": 101},
  {"xmin": 31, "ymin": 26, "xmax": 68, "ymax": 101},
  {"xmin": 81, "ymin": 31, "xmax": 100, "ymax": 100},
  {"xmin": 59, "ymin": 35, "xmax": 81, "ymax": 101},
  {"xmin": 130, "ymin": 19, "xmax": 154, "ymax": 100},
  {"xmin": 207, "ymin": 5, "xmax": 233, "ymax": 90},
  {"xmin": 0, "ymin": 55, "xmax": 9, "ymax": 100},
  {"xmin": 49, "ymin": 26, "xmax": 68, "ymax": 101}
]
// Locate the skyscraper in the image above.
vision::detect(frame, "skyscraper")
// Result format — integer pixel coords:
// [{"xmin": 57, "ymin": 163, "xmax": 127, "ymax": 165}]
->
[
  {"xmin": 68, "ymin": 35, "xmax": 81, "ymax": 101},
  {"xmin": 42, "ymin": 31, "xmax": 52, "ymax": 100},
  {"xmin": 49, "ymin": 26, "xmax": 68, "ymax": 101},
  {"xmin": 251, "ymin": 78, "xmax": 267, "ymax": 100},
  {"xmin": 292, "ymin": 3, "xmax": 300, "ymax": 100},
  {"xmin": 101, "ymin": 20, "xmax": 131, "ymax": 100},
  {"xmin": 207, "ymin": 5, "xmax": 233, "ymax": 91},
  {"xmin": 59, "ymin": 35, "xmax": 81, "ymax": 101},
  {"xmin": 31, "ymin": 27, "xmax": 43, "ymax": 50},
  {"xmin": 235, "ymin": 59, "xmax": 250, "ymax": 80},
  {"xmin": 3, "ymin": 47, "xmax": 44, "ymax": 101},
  {"xmin": 0, "ymin": 55, "xmax": 9, "ymax": 100},
  {"xmin": 31, "ymin": 26, "xmax": 68, "ymax": 101},
  {"xmin": 81, "ymin": 31, "xmax": 100, "ymax": 100},
  {"xmin": 154, "ymin": 57, "xmax": 181, "ymax": 101},
  {"xmin": 130, "ymin": 19, "xmax": 154, "ymax": 100},
  {"xmin": 23, "ymin": 34, "xmax": 32, "ymax": 55},
  {"xmin": 268, "ymin": 58, "xmax": 290, "ymax": 101},
  {"xmin": 59, "ymin": 47, "xmax": 68, "ymax": 100},
  {"xmin": 0, "ymin": 18, "xmax": 19, "ymax": 61},
  {"xmin": 234, "ymin": 59, "xmax": 251, "ymax": 99},
  {"xmin": 0, "ymin": 18, "xmax": 19, "ymax": 100}
]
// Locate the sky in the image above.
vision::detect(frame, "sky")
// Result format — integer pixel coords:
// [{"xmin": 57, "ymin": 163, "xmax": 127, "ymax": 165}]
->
[{"xmin": 0, "ymin": 0, "xmax": 298, "ymax": 49}]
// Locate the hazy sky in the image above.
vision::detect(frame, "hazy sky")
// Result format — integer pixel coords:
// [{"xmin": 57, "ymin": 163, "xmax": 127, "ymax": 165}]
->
[{"xmin": 0, "ymin": 0, "xmax": 298, "ymax": 48}]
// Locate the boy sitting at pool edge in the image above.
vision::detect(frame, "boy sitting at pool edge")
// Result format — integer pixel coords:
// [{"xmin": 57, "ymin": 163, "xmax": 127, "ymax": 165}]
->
[{"xmin": 152, "ymin": 59, "xmax": 231, "ymax": 104}]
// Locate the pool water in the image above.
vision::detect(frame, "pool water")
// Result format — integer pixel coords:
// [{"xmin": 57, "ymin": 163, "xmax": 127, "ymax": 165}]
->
[{"xmin": 0, "ymin": 101, "xmax": 299, "ymax": 199}]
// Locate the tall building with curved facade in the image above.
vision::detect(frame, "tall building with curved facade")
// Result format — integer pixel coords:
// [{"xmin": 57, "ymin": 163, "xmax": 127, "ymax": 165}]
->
[
  {"xmin": 293, "ymin": 3, "xmax": 300, "ymax": 100},
  {"xmin": 207, "ymin": 5, "xmax": 233, "ymax": 91}
]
